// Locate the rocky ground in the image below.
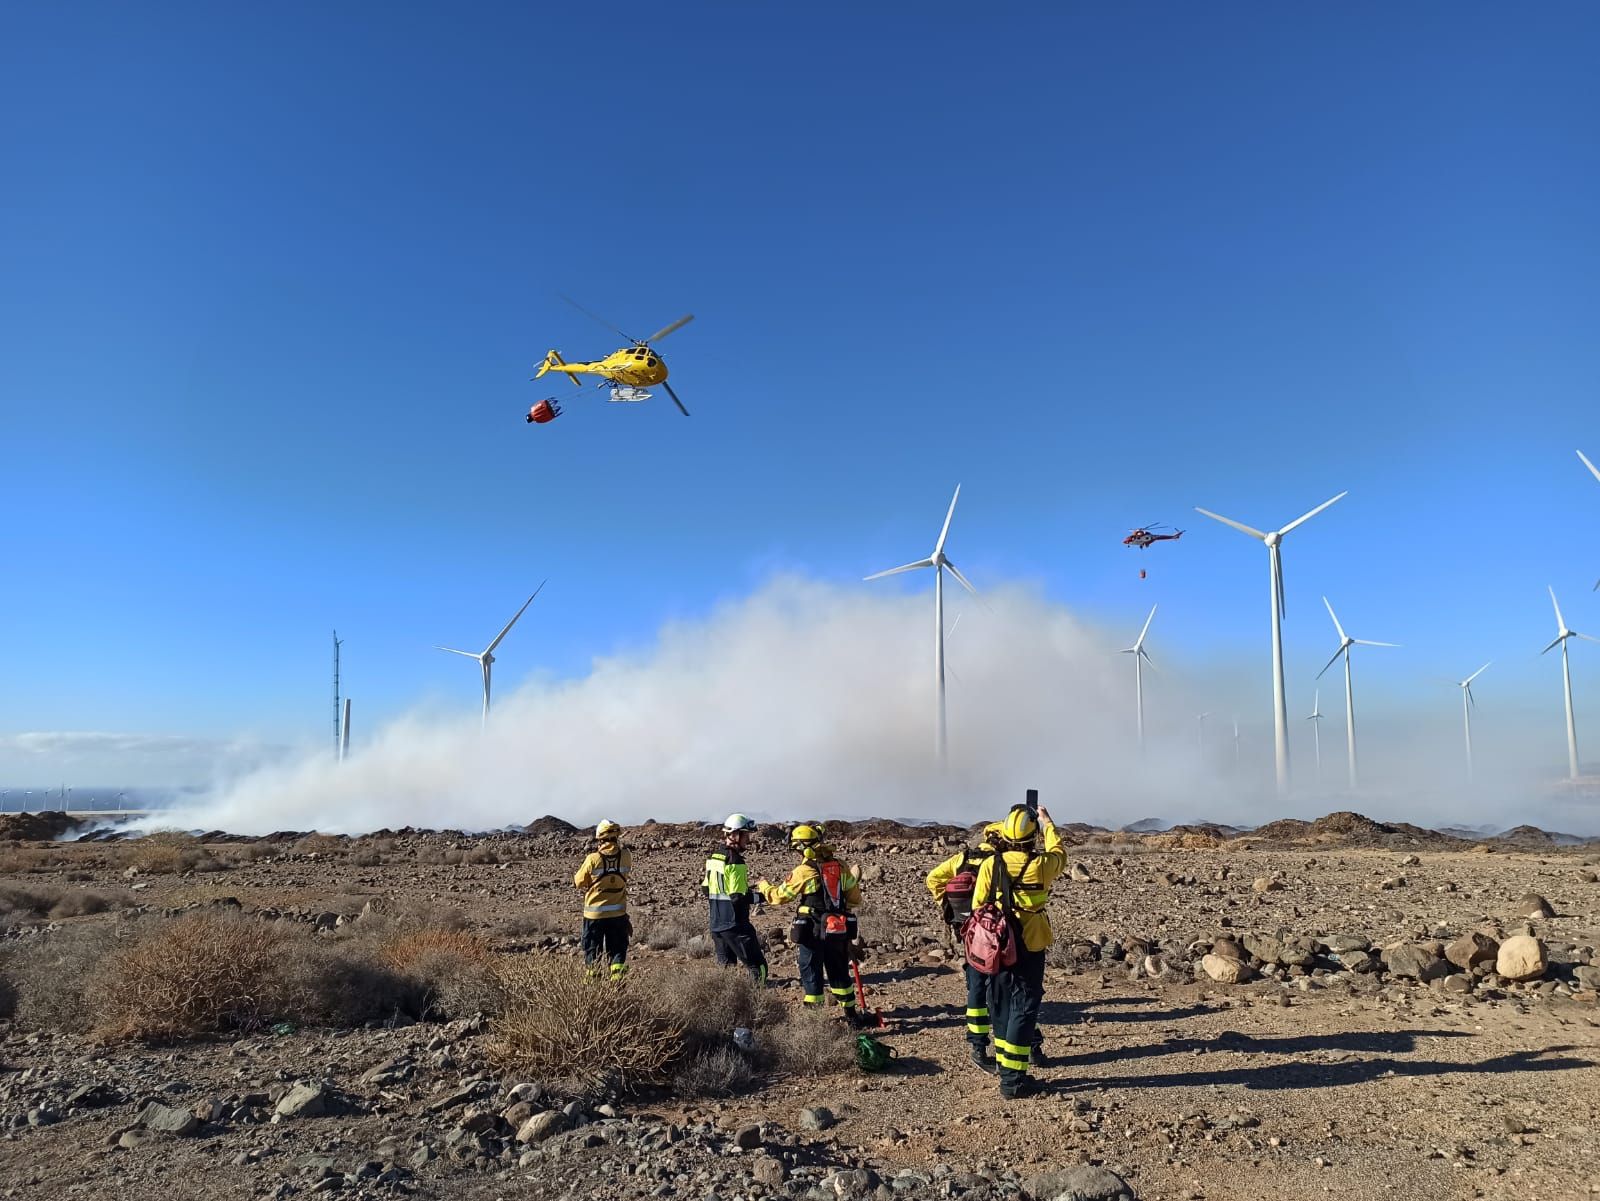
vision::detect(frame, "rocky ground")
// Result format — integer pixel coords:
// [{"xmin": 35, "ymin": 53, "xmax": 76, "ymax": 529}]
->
[{"xmin": 1, "ymin": 814, "xmax": 1598, "ymax": 1201}]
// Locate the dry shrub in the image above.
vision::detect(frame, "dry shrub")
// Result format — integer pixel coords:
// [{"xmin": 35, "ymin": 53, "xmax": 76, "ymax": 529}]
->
[
  {"xmin": 377, "ymin": 928, "xmax": 499, "ymax": 1019},
  {"xmin": 48, "ymin": 888, "xmax": 132, "ymax": 918},
  {"xmin": 123, "ymin": 840, "xmax": 220, "ymax": 874},
  {"xmin": 671, "ymin": 1046, "xmax": 756, "ymax": 1097},
  {"xmin": 349, "ymin": 849, "xmax": 384, "ymax": 868},
  {"xmin": 763, "ymin": 1004, "xmax": 857, "ymax": 1076},
  {"xmin": 0, "ymin": 848, "xmax": 61, "ymax": 874},
  {"xmin": 293, "ymin": 834, "xmax": 344, "ymax": 857},
  {"xmin": 0, "ymin": 883, "xmax": 63, "ymax": 917},
  {"xmin": 464, "ymin": 846, "xmax": 500, "ymax": 865},
  {"xmin": 7, "ymin": 923, "xmax": 126, "ymax": 1032},
  {"xmin": 643, "ymin": 910, "xmax": 712, "ymax": 956},
  {"xmin": 95, "ymin": 911, "xmax": 294, "ymax": 1041},
  {"xmin": 498, "ymin": 909, "xmax": 569, "ymax": 939},
  {"xmin": 492, "ymin": 956, "xmax": 681, "ymax": 1092},
  {"xmin": 283, "ymin": 942, "xmax": 411, "ymax": 1027}
]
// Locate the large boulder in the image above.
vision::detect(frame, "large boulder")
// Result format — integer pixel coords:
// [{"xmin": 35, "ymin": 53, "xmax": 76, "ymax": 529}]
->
[
  {"xmin": 1496, "ymin": 935, "xmax": 1548, "ymax": 982},
  {"xmin": 1025, "ymin": 1165, "xmax": 1137, "ymax": 1201},
  {"xmin": 1241, "ymin": 932, "xmax": 1285, "ymax": 965},
  {"xmin": 1381, "ymin": 944, "xmax": 1451, "ymax": 982},
  {"xmin": 1445, "ymin": 932, "xmax": 1499, "ymax": 971},
  {"xmin": 1202, "ymin": 954, "xmax": 1255, "ymax": 984}
]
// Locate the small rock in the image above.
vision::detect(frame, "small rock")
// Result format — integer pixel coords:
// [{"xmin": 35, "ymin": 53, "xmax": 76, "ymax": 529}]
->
[
  {"xmin": 275, "ymin": 1083, "xmax": 328, "ymax": 1119},
  {"xmin": 1515, "ymin": 893, "xmax": 1554, "ymax": 920},
  {"xmin": 1445, "ymin": 932, "xmax": 1499, "ymax": 971},
  {"xmin": 1023, "ymin": 1164, "xmax": 1136, "ymax": 1201},
  {"xmin": 516, "ymin": 1111, "xmax": 567, "ymax": 1144},
  {"xmin": 800, "ymin": 1106, "xmax": 835, "ymax": 1132},
  {"xmin": 733, "ymin": 1123, "xmax": 762, "ymax": 1150},
  {"xmin": 138, "ymin": 1103, "xmax": 200, "ymax": 1137},
  {"xmin": 750, "ymin": 1155, "xmax": 787, "ymax": 1187},
  {"xmin": 1202, "ymin": 954, "xmax": 1255, "ymax": 984}
]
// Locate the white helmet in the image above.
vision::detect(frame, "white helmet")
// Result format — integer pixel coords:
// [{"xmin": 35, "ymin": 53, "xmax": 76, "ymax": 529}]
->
[
  {"xmin": 595, "ymin": 819, "xmax": 621, "ymax": 840},
  {"xmin": 722, "ymin": 813, "xmax": 756, "ymax": 833}
]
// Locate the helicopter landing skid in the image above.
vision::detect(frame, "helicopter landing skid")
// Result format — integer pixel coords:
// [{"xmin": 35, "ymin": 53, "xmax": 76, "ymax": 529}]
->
[{"xmin": 608, "ymin": 386, "xmax": 653, "ymax": 403}]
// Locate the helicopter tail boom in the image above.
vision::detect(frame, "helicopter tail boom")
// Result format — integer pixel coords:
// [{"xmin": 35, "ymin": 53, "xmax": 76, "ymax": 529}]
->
[{"xmin": 535, "ymin": 350, "xmax": 585, "ymax": 387}]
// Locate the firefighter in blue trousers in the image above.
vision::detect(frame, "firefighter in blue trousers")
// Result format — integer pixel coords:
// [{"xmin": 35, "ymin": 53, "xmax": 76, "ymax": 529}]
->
[
  {"xmin": 971, "ymin": 803, "xmax": 1065, "ymax": 1099},
  {"xmin": 703, "ymin": 813, "xmax": 768, "ymax": 983},
  {"xmin": 925, "ymin": 821, "xmax": 1003, "ymax": 1072}
]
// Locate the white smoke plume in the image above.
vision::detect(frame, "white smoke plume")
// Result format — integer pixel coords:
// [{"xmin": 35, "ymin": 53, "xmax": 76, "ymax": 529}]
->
[{"xmin": 164, "ymin": 576, "xmax": 1593, "ymax": 837}]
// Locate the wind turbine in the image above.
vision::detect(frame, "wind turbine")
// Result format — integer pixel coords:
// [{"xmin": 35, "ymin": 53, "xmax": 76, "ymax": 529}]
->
[
  {"xmin": 1232, "ymin": 715, "xmax": 1241, "ymax": 771},
  {"xmin": 1195, "ymin": 492, "xmax": 1346, "ymax": 795},
  {"xmin": 1196, "ymin": 712, "xmax": 1209, "ymax": 752},
  {"xmin": 1580, "ymin": 451, "xmax": 1600, "ymax": 589},
  {"xmin": 1120, "ymin": 604, "xmax": 1157, "ymax": 751},
  {"xmin": 1542, "ymin": 587, "xmax": 1596, "ymax": 779},
  {"xmin": 1316, "ymin": 596, "xmax": 1399, "ymax": 791},
  {"xmin": 1456, "ymin": 662, "xmax": 1490, "ymax": 783},
  {"xmin": 1306, "ymin": 691, "xmax": 1324, "ymax": 781},
  {"xmin": 436, "ymin": 582, "xmax": 545, "ymax": 728},
  {"xmin": 865, "ymin": 485, "xmax": 977, "ymax": 769}
]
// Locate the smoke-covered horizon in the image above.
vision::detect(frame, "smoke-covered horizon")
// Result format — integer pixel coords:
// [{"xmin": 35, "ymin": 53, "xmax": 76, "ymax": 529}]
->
[{"xmin": 137, "ymin": 576, "xmax": 1600, "ymax": 839}]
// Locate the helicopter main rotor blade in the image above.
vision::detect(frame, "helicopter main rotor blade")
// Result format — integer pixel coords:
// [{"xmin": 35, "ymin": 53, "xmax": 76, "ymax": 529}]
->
[
  {"xmin": 661, "ymin": 380, "xmax": 690, "ymax": 416},
  {"xmin": 559, "ymin": 294, "xmax": 634, "ymax": 342},
  {"xmin": 643, "ymin": 314, "xmax": 694, "ymax": 344}
]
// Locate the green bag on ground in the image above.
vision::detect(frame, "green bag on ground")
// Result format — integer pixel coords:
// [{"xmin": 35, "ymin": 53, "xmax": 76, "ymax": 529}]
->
[{"xmin": 854, "ymin": 1033, "xmax": 897, "ymax": 1072}]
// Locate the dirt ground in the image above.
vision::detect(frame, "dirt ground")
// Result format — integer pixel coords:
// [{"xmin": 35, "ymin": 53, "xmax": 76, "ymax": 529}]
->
[{"xmin": 2, "ymin": 821, "xmax": 1597, "ymax": 1201}]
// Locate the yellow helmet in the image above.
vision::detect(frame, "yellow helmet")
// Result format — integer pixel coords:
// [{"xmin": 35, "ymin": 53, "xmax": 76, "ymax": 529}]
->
[
  {"xmin": 999, "ymin": 807, "xmax": 1038, "ymax": 844},
  {"xmin": 983, "ymin": 821, "xmax": 1004, "ymax": 839},
  {"xmin": 595, "ymin": 819, "xmax": 622, "ymax": 841},
  {"xmin": 790, "ymin": 823, "xmax": 821, "ymax": 852}
]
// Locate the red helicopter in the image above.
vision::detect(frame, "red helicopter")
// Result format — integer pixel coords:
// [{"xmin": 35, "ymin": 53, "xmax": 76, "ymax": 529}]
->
[{"xmin": 1123, "ymin": 524, "xmax": 1184, "ymax": 578}]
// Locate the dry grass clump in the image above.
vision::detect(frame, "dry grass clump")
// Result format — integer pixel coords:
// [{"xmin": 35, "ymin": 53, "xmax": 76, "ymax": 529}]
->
[
  {"xmin": 121, "ymin": 837, "xmax": 226, "ymax": 874},
  {"xmin": 3, "ymin": 923, "xmax": 126, "ymax": 1031},
  {"xmin": 0, "ymin": 883, "xmax": 63, "ymax": 918},
  {"xmin": 497, "ymin": 909, "xmax": 569, "ymax": 939},
  {"xmin": 492, "ymin": 957, "xmax": 683, "ymax": 1092},
  {"xmin": 49, "ymin": 888, "xmax": 133, "ymax": 918},
  {"xmin": 491, "ymin": 957, "xmax": 857, "ymax": 1098},
  {"xmin": 0, "ymin": 883, "xmax": 129, "ymax": 921},
  {"xmin": 293, "ymin": 834, "xmax": 345, "ymax": 857},
  {"xmin": 94, "ymin": 911, "xmax": 296, "ymax": 1041}
]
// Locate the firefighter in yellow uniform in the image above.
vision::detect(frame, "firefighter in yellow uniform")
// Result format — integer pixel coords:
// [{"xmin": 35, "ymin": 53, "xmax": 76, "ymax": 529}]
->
[
  {"xmin": 972, "ymin": 804, "xmax": 1065, "ymax": 1098},
  {"xmin": 757, "ymin": 824, "xmax": 866, "ymax": 1023},
  {"xmin": 574, "ymin": 819, "xmax": 632, "ymax": 982},
  {"xmin": 925, "ymin": 821, "xmax": 1004, "ymax": 1072}
]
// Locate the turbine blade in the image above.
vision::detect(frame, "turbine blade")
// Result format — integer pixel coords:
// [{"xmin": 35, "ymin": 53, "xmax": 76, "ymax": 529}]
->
[
  {"xmin": 864, "ymin": 558, "xmax": 934, "ymax": 581},
  {"xmin": 1277, "ymin": 560, "xmax": 1286, "ymax": 620},
  {"xmin": 1465, "ymin": 683, "xmax": 1476, "ymax": 709},
  {"xmin": 1578, "ymin": 449, "xmax": 1600, "ymax": 485},
  {"xmin": 1322, "ymin": 596, "xmax": 1348, "ymax": 643},
  {"xmin": 435, "ymin": 646, "xmax": 481, "ymax": 660},
  {"xmin": 943, "ymin": 559, "xmax": 979, "ymax": 596},
  {"xmin": 935, "ymin": 485, "xmax": 961, "ymax": 555},
  {"xmin": 1135, "ymin": 603, "xmax": 1157, "ymax": 648},
  {"xmin": 1278, "ymin": 491, "xmax": 1347, "ymax": 536},
  {"xmin": 1194, "ymin": 507, "xmax": 1267, "ymax": 540},
  {"xmin": 1541, "ymin": 635, "xmax": 1564, "ymax": 655},
  {"xmin": 1139, "ymin": 647, "xmax": 1157, "ymax": 674},
  {"xmin": 1315, "ymin": 647, "xmax": 1345, "ymax": 679},
  {"xmin": 643, "ymin": 314, "xmax": 694, "ymax": 344},
  {"xmin": 486, "ymin": 582, "xmax": 544, "ymax": 654},
  {"xmin": 1353, "ymin": 639, "xmax": 1400, "ymax": 647},
  {"xmin": 1575, "ymin": 631, "xmax": 1600, "ymax": 644},
  {"xmin": 1550, "ymin": 585, "xmax": 1567, "ymax": 631},
  {"xmin": 1464, "ymin": 661, "xmax": 1491, "ymax": 685}
]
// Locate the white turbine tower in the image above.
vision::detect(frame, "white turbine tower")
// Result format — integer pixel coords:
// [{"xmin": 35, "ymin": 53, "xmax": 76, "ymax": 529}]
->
[
  {"xmin": 436, "ymin": 582, "xmax": 545, "ymax": 728},
  {"xmin": 1120, "ymin": 604, "xmax": 1157, "ymax": 751},
  {"xmin": 1456, "ymin": 662, "xmax": 1490, "ymax": 783},
  {"xmin": 1195, "ymin": 491, "xmax": 1346, "ymax": 795},
  {"xmin": 865, "ymin": 485, "xmax": 977, "ymax": 769},
  {"xmin": 1196, "ymin": 712, "xmax": 1209, "ymax": 752},
  {"xmin": 1542, "ymin": 587, "xmax": 1596, "ymax": 779},
  {"xmin": 1306, "ymin": 690, "xmax": 1324, "ymax": 781},
  {"xmin": 1316, "ymin": 596, "xmax": 1399, "ymax": 791}
]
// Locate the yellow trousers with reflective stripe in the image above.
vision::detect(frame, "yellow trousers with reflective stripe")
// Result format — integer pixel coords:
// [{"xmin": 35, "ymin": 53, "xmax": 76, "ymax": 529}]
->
[{"xmin": 987, "ymin": 945, "xmax": 1046, "ymax": 1087}]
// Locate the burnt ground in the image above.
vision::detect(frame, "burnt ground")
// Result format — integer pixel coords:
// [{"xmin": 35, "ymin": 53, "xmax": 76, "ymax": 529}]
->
[{"xmin": 2, "ymin": 821, "xmax": 1598, "ymax": 1201}]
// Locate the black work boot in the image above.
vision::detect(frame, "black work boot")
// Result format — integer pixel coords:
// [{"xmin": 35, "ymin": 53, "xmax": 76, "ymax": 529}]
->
[
  {"xmin": 999, "ymin": 1074, "xmax": 1042, "ymax": 1100},
  {"xmin": 968, "ymin": 1044, "xmax": 997, "ymax": 1074},
  {"xmin": 1030, "ymin": 1034, "xmax": 1048, "ymax": 1067}
]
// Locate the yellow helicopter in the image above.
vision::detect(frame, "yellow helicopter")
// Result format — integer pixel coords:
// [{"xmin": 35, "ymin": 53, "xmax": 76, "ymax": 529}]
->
[{"xmin": 532, "ymin": 299, "xmax": 693, "ymax": 418}]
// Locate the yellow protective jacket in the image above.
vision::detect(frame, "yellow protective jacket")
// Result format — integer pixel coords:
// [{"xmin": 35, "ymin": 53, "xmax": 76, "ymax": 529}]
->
[
  {"xmin": 574, "ymin": 840, "xmax": 631, "ymax": 920},
  {"xmin": 924, "ymin": 840, "xmax": 996, "ymax": 903},
  {"xmin": 758, "ymin": 848, "xmax": 861, "ymax": 917},
  {"xmin": 972, "ymin": 818, "xmax": 1065, "ymax": 952}
]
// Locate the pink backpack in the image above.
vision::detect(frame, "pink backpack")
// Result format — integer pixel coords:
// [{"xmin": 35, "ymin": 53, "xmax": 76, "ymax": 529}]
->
[{"xmin": 962, "ymin": 854, "xmax": 1032, "ymax": 974}]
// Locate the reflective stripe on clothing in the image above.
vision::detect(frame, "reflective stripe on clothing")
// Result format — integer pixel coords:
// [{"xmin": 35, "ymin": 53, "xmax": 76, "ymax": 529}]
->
[
  {"xmin": 971, "ymin": 819, "xmax": 1065, "ymax": 951},
  {"xmin": 575, "ymin": 843, "xmax": 632, "ymax": 920},
  {"xmin": 994, "ymin": 1037, "xmax": 1031, "ymax": 1072}
]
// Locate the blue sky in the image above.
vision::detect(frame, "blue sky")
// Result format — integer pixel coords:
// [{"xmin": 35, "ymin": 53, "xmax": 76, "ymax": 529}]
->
[{"xmin": 3, "ymin": 3, "xmax": 1600, "ymax": 796}]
